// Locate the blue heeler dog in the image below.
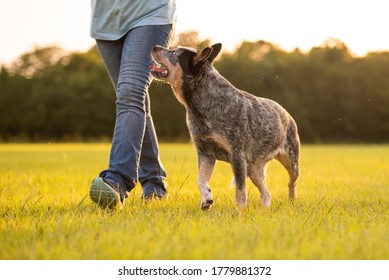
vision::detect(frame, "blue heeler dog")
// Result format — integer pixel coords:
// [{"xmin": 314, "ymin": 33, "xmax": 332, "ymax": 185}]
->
[{"xmin": 150, "ymin": 43, "xmax": 300, "ymax": 209}]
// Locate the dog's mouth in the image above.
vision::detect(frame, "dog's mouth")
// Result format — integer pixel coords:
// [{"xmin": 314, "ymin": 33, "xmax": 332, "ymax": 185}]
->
[{"xmin": 149, "ymin": 64, "xmax": 168, "ymax": 78}]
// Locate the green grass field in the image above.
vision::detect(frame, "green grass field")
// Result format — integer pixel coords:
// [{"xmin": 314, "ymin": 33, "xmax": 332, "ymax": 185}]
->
[{"xmin": 0, "ymin": 143, "xmax": 388, "ymax": 260}]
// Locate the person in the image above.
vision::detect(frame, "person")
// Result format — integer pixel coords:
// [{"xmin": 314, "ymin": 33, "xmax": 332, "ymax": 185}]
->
[{"xmin": 89, "ymin": 0, "xmax": 177, "ymax": 209}]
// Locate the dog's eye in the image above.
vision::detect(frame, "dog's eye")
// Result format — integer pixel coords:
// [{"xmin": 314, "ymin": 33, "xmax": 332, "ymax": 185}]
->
[{"xmin": 172, "ymin": 51, "xmax": 177, "ymax": 56}]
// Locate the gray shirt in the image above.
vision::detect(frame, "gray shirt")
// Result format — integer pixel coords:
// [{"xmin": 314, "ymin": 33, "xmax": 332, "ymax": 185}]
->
[{"xmin": 91, "ymin": 0, "xmax": 176, "ymax": 40}]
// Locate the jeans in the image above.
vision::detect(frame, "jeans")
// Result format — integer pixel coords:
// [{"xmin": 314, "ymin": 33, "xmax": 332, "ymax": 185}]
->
[{"xmin": 96, "ymin": 24, "xmax": 173, "ymax": 199}]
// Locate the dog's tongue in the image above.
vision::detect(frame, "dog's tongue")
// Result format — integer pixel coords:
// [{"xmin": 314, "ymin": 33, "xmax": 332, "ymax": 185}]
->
[{"xmin": 150, "ymin": 65, "xmax": 168, "ymax": 76}]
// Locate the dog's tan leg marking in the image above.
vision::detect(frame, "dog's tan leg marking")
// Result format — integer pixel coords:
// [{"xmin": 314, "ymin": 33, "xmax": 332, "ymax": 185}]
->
[
  {"xmin": 197, "ymin": 156, "xmax": 216, "ymax": 210},
  {"xmin": 248, "ymin": 161, "xmax": 271, "ymax": 207},
  {"xmin": 231, "ymin": 153, "xmax": 247, "ymax": 208},
  {"xmin": 208, "ymin": 132, "xmax": 232, "ymax": 154},
  {"xmin": 276, "ymin": 152, "xmax": 299, "ymax": 200}
]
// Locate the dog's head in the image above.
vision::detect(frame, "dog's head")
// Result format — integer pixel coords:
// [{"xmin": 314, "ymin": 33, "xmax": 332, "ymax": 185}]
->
[{"xmin": 150, "ymin": 43, "xmax": 222, "ymax": 83}]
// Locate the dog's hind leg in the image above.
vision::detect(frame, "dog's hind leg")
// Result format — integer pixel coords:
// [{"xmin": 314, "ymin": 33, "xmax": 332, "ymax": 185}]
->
[
  {"xmin": 231, "ymin": 153, "xmax": 247, "ymax": 208},
  {"xmin": 278, "ymin": 124, "xmax": 300, "ymax": 200},
  {"xmin": 248, "ymin": 161, "xmax": 271, "ymax": 207},
  {"xmin": 197, "ymin": 155, "xmax": 216, "ymax": 210},
  {"xmin": 276, "ymin": 150, "xmax": 299, "ymax": 200}
]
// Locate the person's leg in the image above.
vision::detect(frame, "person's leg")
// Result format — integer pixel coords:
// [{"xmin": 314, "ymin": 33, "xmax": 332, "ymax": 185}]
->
[
  {"xmin": 90, "ymin": 38, "xmax": 125, "ymax": 206},
  {"xmin": 95, "ymin": 25, "xmax": 172, "ymax": 201},
  {"xmin": 95, "ymin": 38, "xmax": 124, "ymax": 92},
  {"xmin": 139, "ymin": 97, "xmax": 167, "ymax": 198}
]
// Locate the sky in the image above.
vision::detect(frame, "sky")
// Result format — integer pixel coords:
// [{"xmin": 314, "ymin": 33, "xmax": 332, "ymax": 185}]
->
[{"xmin": 1, "ymin": 0, "xmax": 389, "ymax": 65}]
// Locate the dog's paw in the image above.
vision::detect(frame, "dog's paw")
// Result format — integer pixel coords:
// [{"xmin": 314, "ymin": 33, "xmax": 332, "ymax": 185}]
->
[
  {"xmin": 201, "ymin": 199, "xmax": 214, "ymax": 210},
  {"xmin": 261, "ymin": 195, "xmax": 271, "ymax": 207}
]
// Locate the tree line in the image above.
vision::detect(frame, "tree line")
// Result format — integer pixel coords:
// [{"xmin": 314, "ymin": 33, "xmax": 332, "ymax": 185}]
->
[{"xmin": 1, "ymin": 32, "xmax": 388, "ymax": 143}]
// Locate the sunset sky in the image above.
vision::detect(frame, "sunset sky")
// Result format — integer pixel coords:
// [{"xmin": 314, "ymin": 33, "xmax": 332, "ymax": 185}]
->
[{"xmin": 1, "ymin": 0, "xmax": 389, "ymax": 65}]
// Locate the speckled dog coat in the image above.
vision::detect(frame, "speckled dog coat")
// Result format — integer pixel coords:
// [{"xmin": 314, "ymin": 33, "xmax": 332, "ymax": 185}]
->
[{"xmin": 150, "ymin": 43, "xmax": 300, "ymax": 209}]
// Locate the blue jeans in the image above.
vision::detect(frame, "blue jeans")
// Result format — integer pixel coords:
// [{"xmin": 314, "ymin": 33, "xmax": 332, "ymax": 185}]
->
[{"xmin": 96, "ymin": 24, "xmax": 173, "ymax": 199}]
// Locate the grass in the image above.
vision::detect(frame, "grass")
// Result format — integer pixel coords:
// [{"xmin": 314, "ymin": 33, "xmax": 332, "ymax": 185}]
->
[{"xmin": 0, "ymin": 143, "xmax": 388, "ymax": 260}]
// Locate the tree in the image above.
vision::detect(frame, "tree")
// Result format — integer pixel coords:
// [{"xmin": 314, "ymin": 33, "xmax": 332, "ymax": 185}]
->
[{"xmin": 1, "ymin": 35, "xmax": 389, "ymax": 143}]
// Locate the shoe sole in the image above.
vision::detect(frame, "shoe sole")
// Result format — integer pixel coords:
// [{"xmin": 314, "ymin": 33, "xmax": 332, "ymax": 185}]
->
[{"xmin": 89, "ymin": 178, "xmax": 120, "ymax": 209}]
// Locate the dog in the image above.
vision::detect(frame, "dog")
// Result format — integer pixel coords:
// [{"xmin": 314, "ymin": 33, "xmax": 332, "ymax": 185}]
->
[{"xmin": 150, "ymin": 43, "xmax": 300, "ymax": 209}]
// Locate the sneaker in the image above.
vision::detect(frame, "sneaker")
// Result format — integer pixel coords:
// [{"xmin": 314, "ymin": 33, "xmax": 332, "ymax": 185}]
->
[
  {"xmin": 142, "ymin": 186, "xmax": 168, "ymax": 202},
  {"xmin": 89, "ymin": 177, "xmax": 121, "ymax": 209},
  {"xmin": 142, "ymin": 193, "xmax": 165, "ymax": 201}
]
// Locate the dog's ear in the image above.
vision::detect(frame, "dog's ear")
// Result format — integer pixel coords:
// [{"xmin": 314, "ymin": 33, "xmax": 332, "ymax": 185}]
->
[
  {"xmin": 207, "ymin": 43, "xmax": 222, "ymax": 63},
  {"xmin": 193, "ymin": 47, "xmax": 213, "ymax": 66},
  {"xmin": 192, "ymin": 44, "xmax": 223, "ymax": 67}
]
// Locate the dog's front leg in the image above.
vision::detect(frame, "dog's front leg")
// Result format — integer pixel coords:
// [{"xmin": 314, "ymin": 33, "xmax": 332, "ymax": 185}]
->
[
  {"xmin": 197, "ymin": 154, "xmax": 216, "ymax": 210},
  {"xmin": 231, "ymin": 153, "xmax": 247, "ymax": 208}
]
